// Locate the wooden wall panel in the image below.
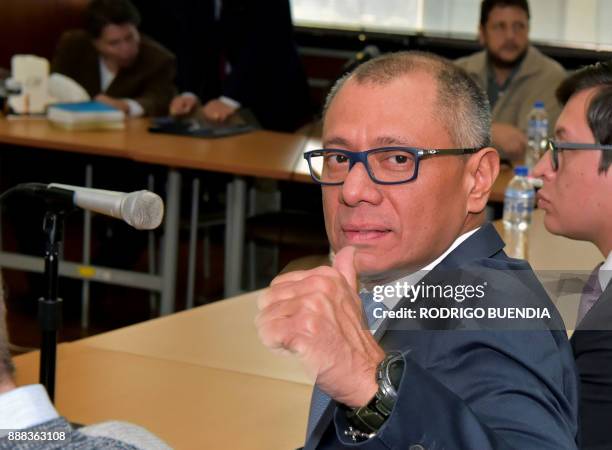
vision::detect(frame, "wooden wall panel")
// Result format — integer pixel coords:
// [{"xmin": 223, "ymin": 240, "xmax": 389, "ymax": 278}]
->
[{"xmin": 0, "ymin": 0, "xmax": 89, "ymax": 69}]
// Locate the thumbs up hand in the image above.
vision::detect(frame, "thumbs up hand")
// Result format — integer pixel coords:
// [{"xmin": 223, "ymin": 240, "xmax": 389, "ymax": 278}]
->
[{"xmin": 255, "ymin": 246, "xmax": 385, "ymax": 408}]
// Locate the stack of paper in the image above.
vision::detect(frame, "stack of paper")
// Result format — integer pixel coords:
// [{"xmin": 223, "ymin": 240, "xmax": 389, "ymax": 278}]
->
[{"xmin": 47, "ymin": 101, "xmax": 125, "ymax": 130}]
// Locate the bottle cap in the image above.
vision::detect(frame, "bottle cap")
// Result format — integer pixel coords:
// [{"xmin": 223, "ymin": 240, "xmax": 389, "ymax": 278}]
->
[
  {"xmin": 534, "ymin": 100, "xmax": 545, "ymax": 108},
  {"xmin": 514, "ymin": 166, "xmax": 529, "ymax": 176}
]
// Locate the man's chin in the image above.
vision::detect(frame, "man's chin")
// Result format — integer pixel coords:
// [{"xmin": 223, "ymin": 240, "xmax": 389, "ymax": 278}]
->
[
  {"xmin": 354, "ymin": 252, "xmax": 391, "ymax": 278},
  {"xmin": 542, "ymin": 213, "xmax": 562, "ymax": 236},
  {"xmin": 118, "ymin": 57, "xmax": 137, "ymax": 68},
  {"xmin": 489, "ymin": 50, "xmax": 526, "ymax": 69}
]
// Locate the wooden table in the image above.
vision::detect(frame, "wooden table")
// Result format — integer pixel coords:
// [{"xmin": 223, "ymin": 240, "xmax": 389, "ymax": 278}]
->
[
  {"xmin": 13, "ymin": 290, "xmax": 312, "ymax": 449},
  {"xmin": 78, "ymin": 290, "xmax": 310, "ymax": 385},
  {"xmin": 494, "ymin": 210, "xmax": 602, "ymax": 328},
  {"xmin": 0, "ymin": 119, "xmax": 305, "ymax": 179},
  {"xmin": 494, "ymin": 209, "xmax": 602, "ymax": 271},
  {"xmin": 0, "ymin": 118, "xmax": 308, "ymax": 309},
  {"xmin": 13, "ymin": 343, "xmax": 311, "ymax": 450}
]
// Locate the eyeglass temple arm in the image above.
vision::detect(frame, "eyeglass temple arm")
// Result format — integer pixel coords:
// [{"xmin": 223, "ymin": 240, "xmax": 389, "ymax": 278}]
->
[{"xmin": 426, "ymin": 148, "xmax": 481, "ymax": 155}]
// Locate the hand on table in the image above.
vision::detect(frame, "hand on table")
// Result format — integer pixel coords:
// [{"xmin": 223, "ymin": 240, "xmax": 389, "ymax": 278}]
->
[
  {"xmin": 94, "ymin": 94, "xmax": 130, "ymax": 115},
  {"xmin": 201, "ymin": 99, "xmax": 237, "ymax": 123},
  {"xmin": 169, "ymin": 94, "xmax": 198, "ymax": 116},
  {"xmin": 256, "ymin": 246, "xmax": 385, "ymax": 408}
]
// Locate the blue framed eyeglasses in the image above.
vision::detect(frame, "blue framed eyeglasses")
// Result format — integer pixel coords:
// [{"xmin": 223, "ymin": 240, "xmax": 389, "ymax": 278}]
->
[
  {"xmin": 303, "ymin": 146, "xmax": 481, "ymax": 185},
  {"xmin": 547, "ymin": 139, "xmax": 612, "ymax": 171}
]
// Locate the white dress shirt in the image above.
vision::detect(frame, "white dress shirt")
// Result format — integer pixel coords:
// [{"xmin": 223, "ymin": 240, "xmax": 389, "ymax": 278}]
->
[
  {"xmin": 365, "ymin": 227, "xmax": 481, "ymax": 313},
  {"xmin": 599, "ymin": 251, "xmax": 612, "ymax": 292},
  {"xmin": 0, "ymin": 384, "xmax": 58, "ymax": 436},
  {"xmin": 98, "ymin": 58, "xmax": 144, "ymax": 117}
]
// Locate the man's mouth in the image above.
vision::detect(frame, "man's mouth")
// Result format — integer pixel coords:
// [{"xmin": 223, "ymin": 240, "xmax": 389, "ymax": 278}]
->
[
  {"xmin": 536, "ymin": 191, "xmax": 552, "ymax": 209},
  {"xmin": 342, "ymin": 226, "xmax": 391, "ymax": 242}
]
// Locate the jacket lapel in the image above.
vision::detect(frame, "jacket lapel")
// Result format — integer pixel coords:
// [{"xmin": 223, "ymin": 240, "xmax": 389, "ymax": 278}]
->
[{"xmin": 575, "ymin": 281, "xmax": 612, "ymax": 332}]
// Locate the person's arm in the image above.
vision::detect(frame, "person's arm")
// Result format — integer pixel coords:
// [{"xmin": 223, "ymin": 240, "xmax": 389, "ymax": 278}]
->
[
  {"xmin": 201, "ymin": 96, "xmax": 240, "ymax": 122},
  {"xmin": 331, "ymin": 330, "xmax": 577, "ymax": 449},
  {"xmin": 93, "ymin": 94, "xmax": 130, "ymax": 115},
  {"xmin": 491, "ymin": 123, "xmax": 528, "ymax": 161},
  {"xmin": 131, "ymin": 56, "xmax": 177, "ymax": 117}
]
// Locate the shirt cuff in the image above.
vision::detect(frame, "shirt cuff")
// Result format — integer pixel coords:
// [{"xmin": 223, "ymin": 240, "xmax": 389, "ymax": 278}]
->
[
  {"xmin": 219, "ymin": 96, "xmax": 241, "ymax": 110},
  {"xmin": 124, "ymin": 99, "xmax": 144, "ymax": 117}
]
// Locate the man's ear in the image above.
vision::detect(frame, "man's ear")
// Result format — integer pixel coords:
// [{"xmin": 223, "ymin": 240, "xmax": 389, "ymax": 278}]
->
[{"xmin": 466, "ymin": 147, "xmax": 500, "ymax": 214}]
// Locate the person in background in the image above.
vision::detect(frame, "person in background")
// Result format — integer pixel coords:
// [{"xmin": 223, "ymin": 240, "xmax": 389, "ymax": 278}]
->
[
  {"xmin": 456, "ymin": 0, "xmax": 566, "ymax": 160},
  {"xmin": 0, "ymin": 276, "xmax": 171, "ymax": 449},
  {"xmin": 52, "ymin": 0, "xmax": 176, "ymax": 117},
  {"xmin": 533, "ymin": 61, "xmax": 612, "ymax": 450},
  {"xmin": 167, "ymin": 0, "xmax": 311, "ymax": 132}
]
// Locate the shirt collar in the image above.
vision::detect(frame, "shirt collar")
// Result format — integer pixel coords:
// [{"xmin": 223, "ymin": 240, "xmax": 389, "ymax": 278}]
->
[
  {"xmin": 365, "ymin": 227, "xmax": 481, "ymax": 312},
  {"xmin": 98, "ymin": 57, "xmax": 116, "ymax": 92},
  {"xmin": 0, "ymin": 384, "xmax": 59, "ymax": 434},
  {"xmin": 600, "ymin": 251, "xmax": 612, "ymax": 291}
]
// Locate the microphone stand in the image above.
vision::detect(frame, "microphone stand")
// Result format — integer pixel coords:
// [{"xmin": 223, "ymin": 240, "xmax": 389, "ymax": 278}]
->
[{"xmin": 38, "ymin": 209, "xmax": 65, "ymax": 402}]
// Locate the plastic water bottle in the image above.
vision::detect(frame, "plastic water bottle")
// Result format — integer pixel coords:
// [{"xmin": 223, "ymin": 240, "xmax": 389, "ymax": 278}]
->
[
  {"xmin": 503, "ymin": 166, "xmax": 535, "ymax": 230},
  {"xmin": 503, "ymin": 166, "xmax": 535, "ymax": 258},
  {"xmin": 525, "ymin": 101, "xmax": 548, "ymax": 171}
]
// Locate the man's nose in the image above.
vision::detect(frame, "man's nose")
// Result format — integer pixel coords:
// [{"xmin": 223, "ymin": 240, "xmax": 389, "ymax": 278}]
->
[
  {"xmin": 533, "ymin": 150, "xmax": 554, "ymax": 179},
  {"xmin": 340, "ymin": 162, "xmax": 383, "ymax": 206}
]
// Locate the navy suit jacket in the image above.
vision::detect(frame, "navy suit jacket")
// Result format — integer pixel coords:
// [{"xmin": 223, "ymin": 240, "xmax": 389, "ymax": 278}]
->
[
  {"xmin": 309, "ymin": 223, "xmax": 579, "ymax": 450},
  {"xmin": 571, "ymin": 282, "xmax": 612, "ymax": 450}
]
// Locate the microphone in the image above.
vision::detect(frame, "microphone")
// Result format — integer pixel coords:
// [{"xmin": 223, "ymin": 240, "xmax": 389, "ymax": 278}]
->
[{"xmin": 15, "ymin": 183, "xmax": 164, "ymax": 230}]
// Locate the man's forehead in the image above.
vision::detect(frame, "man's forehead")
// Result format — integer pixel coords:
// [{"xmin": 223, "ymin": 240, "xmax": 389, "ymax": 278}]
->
[
  {"xmin": 487, "ymin": 5, "xmax": 529, "ymax": 20},
  {"xmin": 326, "ymin": 71, "xmax": 439, "ymax": 116},
  {"xmin": 555, "ymin": 88, "xmax": 598, "ymax": 137},
  {"xmin": 100, "ymin": 23, "xmax": 136, "ymax": 40}
]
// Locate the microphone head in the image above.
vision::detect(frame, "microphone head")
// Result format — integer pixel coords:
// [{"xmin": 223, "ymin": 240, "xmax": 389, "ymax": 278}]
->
[{"xmin": 121, "ymin": 191, "xmax": 164, "ymax": 230}]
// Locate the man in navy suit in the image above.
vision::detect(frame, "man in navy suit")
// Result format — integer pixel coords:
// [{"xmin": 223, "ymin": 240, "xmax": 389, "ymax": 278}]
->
[
  {"xmin": 533, "ymin": 62, "xmax": 612, "ymax": 450},
  {"xmin": 255, "ymin": 51, "xmax": 578, "ymax": 449}
]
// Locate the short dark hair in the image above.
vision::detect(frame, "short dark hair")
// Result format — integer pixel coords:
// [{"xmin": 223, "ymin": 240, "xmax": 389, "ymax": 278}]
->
[
  {"xmin": 557, "ymin": 61, "xmax": 612, "ymax": 173},
  {"xmin": 85, "ymin": 0, "xmax": 141, "ymax": 39},
  {"xmin": 324, "ymin": 51, "xmax": 491, "ymax": 149},
  {"xmin": 480, "ymin": 0, "xmax": 530, "ymax": 26}
]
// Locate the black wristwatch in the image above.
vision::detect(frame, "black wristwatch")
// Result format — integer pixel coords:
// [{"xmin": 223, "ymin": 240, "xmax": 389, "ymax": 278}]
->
[{"xmin": 345, "ymin": 351, "xmax": 404, "ymax": 440}]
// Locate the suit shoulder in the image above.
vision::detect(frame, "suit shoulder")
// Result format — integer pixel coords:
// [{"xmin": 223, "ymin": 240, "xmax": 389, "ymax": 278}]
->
[
  {"xmin": 56, "ymin": 29, "xmax": 92, "ymax": 50},
  {"xmin": 461, "ymin": 256, "xmax": 555, "ymax": 308},
  {"xmin": 455, "ymin": 50, "xmax": 486, "ymax": 70},
  {"xmin": 529, "ymin": 47, "xmax": 566, "ymax": 78}
]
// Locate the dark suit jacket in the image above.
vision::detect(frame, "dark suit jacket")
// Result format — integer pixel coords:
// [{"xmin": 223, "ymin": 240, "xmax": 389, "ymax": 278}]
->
[
  {"xmin": 214, "ymin": 0, "xmax": 311, "ymax": 132},
  {"xmin": 51, "ymin": 30, "xmax": 176, "ymax": 116},
  {"xmin": 571, "ymin": 282, "xmax": 612, "ymax": 450},
  {"xmin": 135, "ymin": 0, "xmax": 311, "ymax": 132},
  {"xmin": 309, "ymin": 224, "xmax": 579, "ymax": 449}
]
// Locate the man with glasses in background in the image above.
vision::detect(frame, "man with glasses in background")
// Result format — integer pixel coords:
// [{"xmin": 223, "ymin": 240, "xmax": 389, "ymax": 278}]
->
[
  {"xmin": 456, "ymin": 0, "xmax": 566, "ymax": 160},
  {"xmin": 533, "ymin": 61, "xmax": 612, "ymax": 450},
  {"xmin": 256, "ymin": 51, "xmax": 578, "ymax": 449}
]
